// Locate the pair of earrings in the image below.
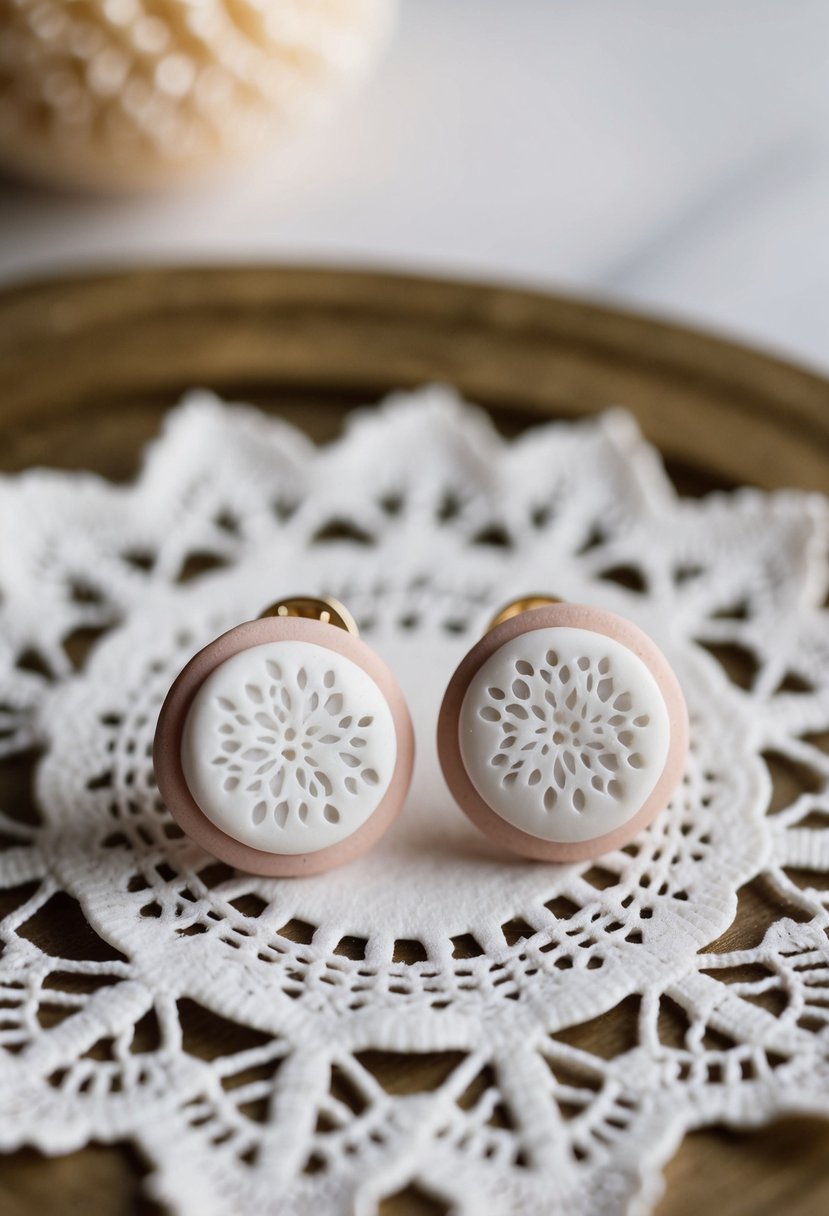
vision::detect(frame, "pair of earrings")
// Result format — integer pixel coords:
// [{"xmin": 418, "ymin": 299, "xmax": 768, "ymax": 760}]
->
[{"xmin": 154, "ymin": 595, "xmax": 688, "ymax": 876}]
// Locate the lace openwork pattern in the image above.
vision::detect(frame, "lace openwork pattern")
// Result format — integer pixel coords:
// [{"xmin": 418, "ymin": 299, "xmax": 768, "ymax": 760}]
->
[
  {"xmin": 461, "ymin": 630, "xmax": 668, "ymax": 835},
  {"xmin": 182, "ymin": 641, "xmax": 395, "ymax": 851},
  {"xmin": 0, "ymin": 387, "xmax": 827, "ymax": 1215}
]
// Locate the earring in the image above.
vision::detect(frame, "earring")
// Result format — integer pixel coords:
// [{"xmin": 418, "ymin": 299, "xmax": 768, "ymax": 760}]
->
[
  {"xmin": 154, "ymin": 596, "xmax": 414, "ymax": 877},
  {"xmin": 438, "ymin": 596, "xmax": 688, "ymax": 862}
]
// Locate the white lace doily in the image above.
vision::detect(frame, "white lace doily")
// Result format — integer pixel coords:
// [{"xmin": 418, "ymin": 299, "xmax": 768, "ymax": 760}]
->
[{"xmin": 0, "ymin": 387, "xmax": 828, "ymax": 1216}]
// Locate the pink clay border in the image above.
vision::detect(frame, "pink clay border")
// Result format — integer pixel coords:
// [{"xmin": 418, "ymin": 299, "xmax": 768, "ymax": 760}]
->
[
  {"xmin": 153, "ymin": 616, "xmax": 415, "ymax": 877},
  {"xmin": 437, "ymin": 603, "xmax": 689, "ymax": 863}
]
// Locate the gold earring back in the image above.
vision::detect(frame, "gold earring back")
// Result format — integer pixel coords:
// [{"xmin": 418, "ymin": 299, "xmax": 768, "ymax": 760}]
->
[
  {"xmin": 258, "ymin": 595, "xmax": 359, "ymax": 636},
  {"xmin": 486, "ymin": 594, "xmax": 563, "ymax": 633}
]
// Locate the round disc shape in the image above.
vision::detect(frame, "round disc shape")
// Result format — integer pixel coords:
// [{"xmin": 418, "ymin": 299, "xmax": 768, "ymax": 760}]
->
[
  {"xmin": 154, "ymin": 616, "xmax": 414, "ymax": 876},
  {"xmin": 438, "ymin": 604, "xmax": 689, "ymax": 862}
]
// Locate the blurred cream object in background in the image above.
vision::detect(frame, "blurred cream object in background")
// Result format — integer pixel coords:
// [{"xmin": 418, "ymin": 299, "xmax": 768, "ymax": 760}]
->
[{"xmin": 0, "ymin": 0, "xmax": 394, "ymax": 191}]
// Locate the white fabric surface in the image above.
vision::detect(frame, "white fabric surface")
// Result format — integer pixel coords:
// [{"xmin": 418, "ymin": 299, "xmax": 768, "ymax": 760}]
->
[
  {"xmin": 0, "ymin": 388, "xmax": 827, "ymax": 1215},
  {"xmin": 0, "ymin": 1, "xmax": 828, "ymax": 372}
]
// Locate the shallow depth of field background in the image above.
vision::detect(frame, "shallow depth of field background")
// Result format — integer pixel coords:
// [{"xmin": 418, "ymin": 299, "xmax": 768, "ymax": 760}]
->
[{"xmin": 1, "ymin": 0, "xmax": 828, "ymax": 373}]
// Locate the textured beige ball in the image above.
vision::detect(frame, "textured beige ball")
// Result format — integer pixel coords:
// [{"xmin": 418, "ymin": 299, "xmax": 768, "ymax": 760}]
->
[{"xmin": 0, "ymin": 0, "xmax": 393, "ymax": 191}]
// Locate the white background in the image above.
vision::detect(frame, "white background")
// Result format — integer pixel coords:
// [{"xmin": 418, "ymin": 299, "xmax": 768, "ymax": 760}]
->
[{"xmin": 1, "ymin": 1, "xmax": 828, "ymax": 373}]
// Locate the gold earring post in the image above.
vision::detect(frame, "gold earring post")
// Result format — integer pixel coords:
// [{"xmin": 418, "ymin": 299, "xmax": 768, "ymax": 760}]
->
[
  {"xmin": 258, "ymin": 595, "xmax": 359, "ymax": 636},
  {"xmin": 486, "ymin": 594, "xmax": 563, "ymax": 634}
]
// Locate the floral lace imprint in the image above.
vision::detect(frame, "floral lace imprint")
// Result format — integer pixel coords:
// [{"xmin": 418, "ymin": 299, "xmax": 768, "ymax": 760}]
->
[{"xmin": 180, "ymin": 639, "xmax": 396, "ymax": 853}]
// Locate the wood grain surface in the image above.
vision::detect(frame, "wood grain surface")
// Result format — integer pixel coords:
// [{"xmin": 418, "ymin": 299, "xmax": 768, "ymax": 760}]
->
[{"xmin": 0, "ymin": 266, "xmax": 827, "ymax": 1216}]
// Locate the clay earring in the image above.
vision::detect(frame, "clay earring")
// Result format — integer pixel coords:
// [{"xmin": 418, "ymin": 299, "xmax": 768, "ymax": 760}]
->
[
  {"xmin": 437, "ymin": 596, "xmax": 688, "ymax": 862},
  {"xmin": 154, "ymin": 596, "xmax": 414, "ymax": 877}
]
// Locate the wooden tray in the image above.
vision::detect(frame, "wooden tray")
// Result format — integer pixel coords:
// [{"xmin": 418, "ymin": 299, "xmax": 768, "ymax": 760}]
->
[{"xmin": 0, "ymin": 267, "xmax": 827, "ymax": 1216}]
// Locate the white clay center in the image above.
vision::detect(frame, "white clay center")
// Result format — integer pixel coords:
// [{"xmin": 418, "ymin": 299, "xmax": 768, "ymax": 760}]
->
[
  {"xmin": 459, "ymin": 626, "xmax": 671, "ymax": 844},
  {"xmin": 181, "ymin": 640, "xmax": 397, "ymax": 855}
]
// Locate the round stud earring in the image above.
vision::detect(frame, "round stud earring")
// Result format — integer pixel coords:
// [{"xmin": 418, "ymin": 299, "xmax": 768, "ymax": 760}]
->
[
  {"xmin": 437, "ymin": 596, "xmax": 688, "ymax": 862},
  {"xmin": 154, "ymin": 596, "xmax": 414, "ymax": 877}
]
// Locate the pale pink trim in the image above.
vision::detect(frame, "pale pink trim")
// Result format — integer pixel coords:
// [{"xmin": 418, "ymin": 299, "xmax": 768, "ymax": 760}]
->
[
  {"xmin": 154, "ymin": 617, "xmax": 414, "ymax": 877},
  {"xmin": 437, "ymin": 604, "xmax": 689, "ymax": 863}
]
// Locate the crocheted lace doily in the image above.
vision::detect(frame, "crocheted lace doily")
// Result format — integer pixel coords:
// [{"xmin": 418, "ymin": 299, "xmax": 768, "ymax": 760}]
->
[{"xmin": 0, "ymin": 387, "xmax": 828, "ymax": 1216}]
